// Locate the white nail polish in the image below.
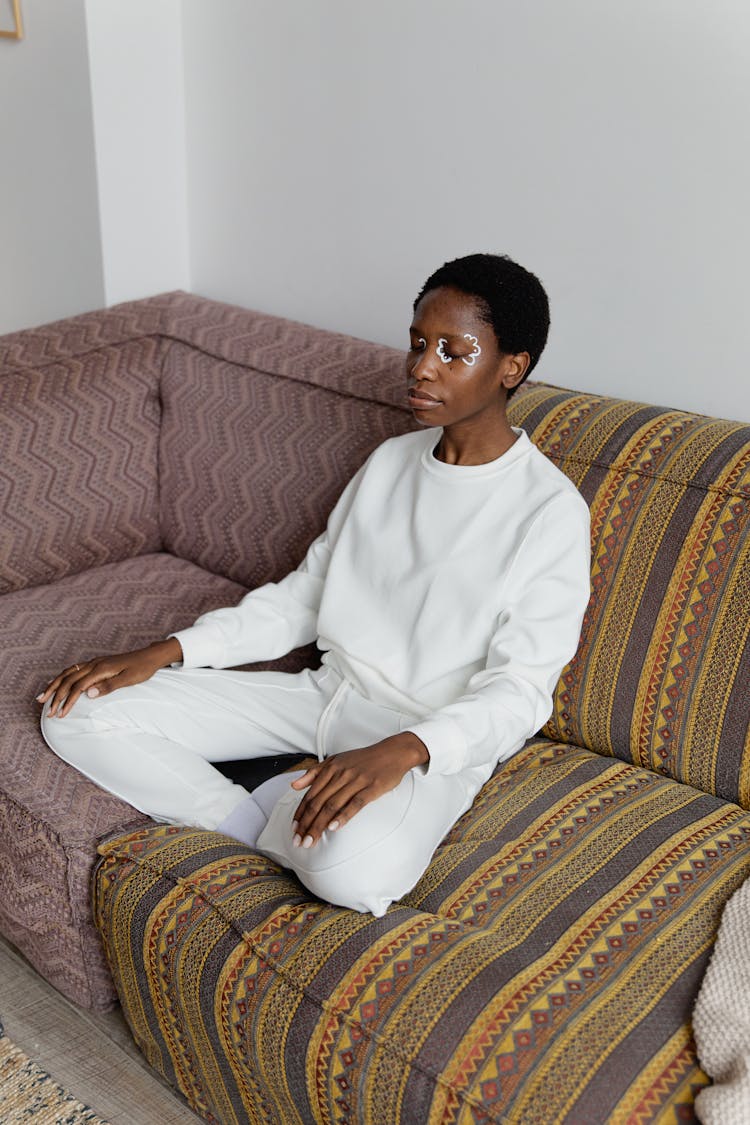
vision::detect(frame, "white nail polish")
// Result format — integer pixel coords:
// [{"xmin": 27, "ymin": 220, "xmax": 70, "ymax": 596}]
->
[
  {"xmin": 293, "ymin": 833, "xmax": 301, "ymax": 848},
  {"xmin": 87, "ymin": 687, "xmax": 99, "ymax": 698},
  {"xmin": 302, "ymin": 835, "xmax": 313, "ymax": 849},
  {"xmin": 328, "ymin": 820, "xmax": 339, "ymax": 832}
]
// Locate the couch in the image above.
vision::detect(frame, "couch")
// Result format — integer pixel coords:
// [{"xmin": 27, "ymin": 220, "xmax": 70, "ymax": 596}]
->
[{"xmin": 2, "ymin": 292, "xmax": 748, "ymax": 1123}]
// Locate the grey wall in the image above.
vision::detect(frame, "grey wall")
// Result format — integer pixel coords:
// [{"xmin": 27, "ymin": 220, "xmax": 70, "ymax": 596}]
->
[
  {"xmin": 2, "ymin": 2, "xmax": 748, "ymax": 423},
  {"xmin": 182, "ymin": 0, "xmax": 750, "ymax": 422},
  {"xmin": 0, "ymin": 0, "xmax": 105, "ymax": 333},
  {"xmin": 85, "ymin": 0, "xmax": 189, "ymax": 305}
]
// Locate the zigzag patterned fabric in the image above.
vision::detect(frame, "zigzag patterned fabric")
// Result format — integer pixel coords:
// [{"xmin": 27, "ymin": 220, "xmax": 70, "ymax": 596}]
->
[
  {"xmin": 158, "ymin": 339, "xmax": 415, "ymax": 589},
  {"xmin": 507, "ymin": 386, "xmax": 750, "ymax": 807},
  {"xmin": 0, "ymin": 291, "xmax": 180, "ymax": 373},
  {"xmin": 95, "ymin": 739, "xmax": 750, "ymax": 1123},
  {"xmin": 153, "ymin": 293, "xmax": 421, "ymax": 588},
  {"xmin": 0, "ymin": 552, "xmax": 249, "ymax": 1006},
  {"xmin": 0, "ymin": 339, "xmax": 164, "ymax": 594}
]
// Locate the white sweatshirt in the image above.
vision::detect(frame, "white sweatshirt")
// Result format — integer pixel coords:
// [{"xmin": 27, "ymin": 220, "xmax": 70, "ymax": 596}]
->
[{"xmin": 173, "ymin": 427, "xmax": 591, "ymax": 778}]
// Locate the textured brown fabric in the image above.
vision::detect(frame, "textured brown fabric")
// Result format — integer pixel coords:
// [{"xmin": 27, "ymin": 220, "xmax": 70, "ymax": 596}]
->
[
  {"xmin": 0, "ymin": 291, "xmax": 186, "ymax": 375},
  {"xmin": 0, "ymin": 552, "xmax": 247, "ymax": 1008},
  {"xmin": 0, "ymin": 339, "xmax": 164, "ymax": 594},
  {"xmin": 159, "ymin": 341, "xmax": 416, "ymax": 588},
  {"xmin": 161, "ymin": 293, "xmax": 411, "ymax": 411}
]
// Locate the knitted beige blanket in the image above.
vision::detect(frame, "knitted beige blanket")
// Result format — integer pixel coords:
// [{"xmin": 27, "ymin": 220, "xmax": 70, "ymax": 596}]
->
[{"xmin": 694, "ymin": 877, "xmax": 750, "ymax": 1124}]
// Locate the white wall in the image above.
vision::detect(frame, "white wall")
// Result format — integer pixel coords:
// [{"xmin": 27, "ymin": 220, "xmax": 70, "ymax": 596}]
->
[
  {"xmin": 85, "ymin": 0, "xmax": 189, "ymax": 305},
  {"xmin": 0, "ymin": 0, "xmax": 105, "ymax": 333},
  {"xmin": 181, "ymin": 0, "xmax": 750, "ymax": 423},
  {"xmin": 3, "ymin": 2, "xmax": 748, "ymax": 422}
]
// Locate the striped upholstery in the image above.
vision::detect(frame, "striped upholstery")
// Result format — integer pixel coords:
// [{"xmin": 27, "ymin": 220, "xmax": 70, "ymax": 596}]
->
[
  {"xmin": 95, "ymin": 739, "xmax": 750, "ymax": 1124},
  {"xmin": 508, "ymin": 386, "xmax": 750, "ymax": 807}
]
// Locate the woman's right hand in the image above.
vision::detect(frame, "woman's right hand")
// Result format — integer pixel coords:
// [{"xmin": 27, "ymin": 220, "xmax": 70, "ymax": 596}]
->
[{"xmin": 37, "ymin": 637, "xmax": 183, "ymax": 719}]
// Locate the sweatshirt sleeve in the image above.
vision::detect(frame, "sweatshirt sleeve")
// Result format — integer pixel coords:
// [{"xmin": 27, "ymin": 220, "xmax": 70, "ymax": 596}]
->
[
  {"xmin": 171, "ymin": 458, "xmax": 371, "ymax": 669},
  {"xmin": 406, "ymin": 492, "xmax": 591, "ymax": 776}
]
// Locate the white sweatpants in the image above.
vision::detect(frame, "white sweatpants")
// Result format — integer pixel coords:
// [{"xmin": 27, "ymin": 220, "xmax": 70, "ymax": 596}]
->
[{"xmin": 41, "ymin": 663, "xmax": 481, "ymax": 916}]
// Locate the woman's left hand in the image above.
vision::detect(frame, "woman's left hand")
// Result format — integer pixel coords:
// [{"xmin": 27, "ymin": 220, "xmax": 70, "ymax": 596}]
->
[{"xmin": 290, "ymin": 732, "xmax": 429, "ymax": 848}]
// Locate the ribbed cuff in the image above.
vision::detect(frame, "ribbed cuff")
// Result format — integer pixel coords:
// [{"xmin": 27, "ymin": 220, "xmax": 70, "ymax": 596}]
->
[
  {"xmin": 404, "ymin": 714, "xmax": 467, "ymax": 776},
  {"xmin": 168, "ymin": 623, "xmax": 225, "ymax": 669}
]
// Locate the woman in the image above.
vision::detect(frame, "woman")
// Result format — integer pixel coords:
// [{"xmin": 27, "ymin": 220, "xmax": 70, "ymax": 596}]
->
[{"xmin": 38, "ymin": 253, "xmax": 591, "ymax": 917}]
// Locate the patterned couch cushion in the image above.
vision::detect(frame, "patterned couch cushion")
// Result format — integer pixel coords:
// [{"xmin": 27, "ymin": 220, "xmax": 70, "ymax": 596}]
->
[
  {"xmin": 94, "ymin": 739, "xmax": 750, "ymax": 1123},
  {"xmin": 0, "ymin": 340, "xmax": 164, "ymax": 593},
  {"xmin": 509, "ymin": 385, "xmax": 750, "ymax": 807},
  {"xmin": 158, "ymin": 308, "xmax": 417, "ymax": 588},
  {"xmin": 0, "ymin": 292, "xmax": 181, "ymax": 375},
  {"xmin": 0, "ymin": 551, "xmax": 250, "ymax": 1008}
]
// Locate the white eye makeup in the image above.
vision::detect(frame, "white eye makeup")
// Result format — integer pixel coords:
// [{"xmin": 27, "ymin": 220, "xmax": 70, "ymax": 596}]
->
[
  {"xmin": 412, "ymin": 335, "xmax": 483, "ymax": 366},
  {"xmin": 436, "ymin": 335, "xmax": 482, "ymax": 366},
  {"xmin": 461, "ymin": 334, "xmax": 482, "ymax": 367},
  {"xmin": 436, "ymin": 338, "xmax": 451, "ymax": 364}
]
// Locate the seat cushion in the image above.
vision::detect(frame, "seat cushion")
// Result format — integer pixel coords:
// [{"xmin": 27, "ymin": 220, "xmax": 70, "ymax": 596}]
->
[
  {"xmin": 94, "ymin": 739, "xmax": 750, "ymax": 1123},
  {"xmin": 0, "ymin": 552, "xmax": 251, "ymax": 1009}
]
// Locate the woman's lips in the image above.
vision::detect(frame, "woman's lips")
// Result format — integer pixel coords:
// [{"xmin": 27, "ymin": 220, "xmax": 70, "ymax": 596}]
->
[{"xmin": 408, "ymin": 390, "xmax": 443, "ymax": 409}]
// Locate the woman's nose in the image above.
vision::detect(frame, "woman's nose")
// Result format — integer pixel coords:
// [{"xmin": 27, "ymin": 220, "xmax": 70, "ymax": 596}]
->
[{"xmin": 411, "ymin": 348, "xmax": 439, "ymax": 379}]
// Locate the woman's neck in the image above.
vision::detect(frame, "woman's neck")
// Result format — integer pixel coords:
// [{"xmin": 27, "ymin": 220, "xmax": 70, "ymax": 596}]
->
[{"xmin": 433, "ymin": 418, "xmax": 519, "ymax": 466}]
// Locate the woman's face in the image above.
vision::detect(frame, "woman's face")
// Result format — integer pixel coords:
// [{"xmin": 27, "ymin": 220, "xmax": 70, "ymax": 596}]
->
[{"xmin": 406, "ymin": 286, "xmax": 525, "ymax": 431}]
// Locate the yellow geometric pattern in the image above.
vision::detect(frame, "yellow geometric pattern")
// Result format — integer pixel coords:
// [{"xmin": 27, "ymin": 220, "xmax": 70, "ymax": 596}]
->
[{"xmin": 95, "ymin": 741, "xmax": 750, "ymax": 1123}]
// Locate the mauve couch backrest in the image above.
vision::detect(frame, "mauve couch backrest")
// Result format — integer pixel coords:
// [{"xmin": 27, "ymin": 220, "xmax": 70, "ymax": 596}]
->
[
  {"xmin": 0, "ymin": 297, "xmax": 177, "ymax": 594},
  {"xmin": 157, "ymin": 295, "xmax": 417, "ymax": 589},
  {"xmin": 508, "ymin": 384, "xmax": 750, "ymax": 807}
]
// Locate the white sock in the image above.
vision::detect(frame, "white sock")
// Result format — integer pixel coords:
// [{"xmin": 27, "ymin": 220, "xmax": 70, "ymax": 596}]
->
[
  {"xmin": 216, "ymin": 770, "xmax": 307, "ymax": 848},
  {"xmin": 252, "ymin": 769, "xmax": 306, "ymax": 818},
  {"xmin": 216, "ymin": 794, "xmax": 267, "ymax": 848}
]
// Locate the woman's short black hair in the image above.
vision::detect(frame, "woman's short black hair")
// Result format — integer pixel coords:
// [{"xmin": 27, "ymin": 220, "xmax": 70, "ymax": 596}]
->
[{"xmin": 413, "ymin": 253, "xmax": 550, "ymax": 396}]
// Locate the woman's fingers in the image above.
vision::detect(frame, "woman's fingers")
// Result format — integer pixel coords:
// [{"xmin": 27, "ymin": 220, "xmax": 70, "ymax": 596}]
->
[
  {"xmin": 38, "ymin": 645, "xmax": 170, "ymax": 718},
  {"xmin": 290, "ymin": 767, "xmax": 320, "ymax": 791},
  {"xmin": 293, "ymin": 770, "xmax": 369, "ymax": 846},
  {"xmin": 293, "ymin": 764, "xmax": 349, "ymax": 832},
  {"xmin": 296, "ymin": 785, "xmax": 368, "ymax": 848},
  {"xmin": 49, "ymin": 669, "xmax": 102, "ymax": 718},
  {"xmin": 43, "ymin": 662, "xmax": 119, "ymax": 717},
  {"xmin": 38, "ymin": 664, "xmax": 86, "ymax": 704},
  {"xmin": 288, "ymin": 738, "xmax": 419, "ymax": 848},
  {"xmin": 41, "ymin": 664, "xmax": 92, "ymax": 717}
]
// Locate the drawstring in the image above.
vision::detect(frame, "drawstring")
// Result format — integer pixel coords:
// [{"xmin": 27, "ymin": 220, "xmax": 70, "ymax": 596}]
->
[{"xmin": 314, "ymin": 675, "xmax": 349, "ymax": 761}]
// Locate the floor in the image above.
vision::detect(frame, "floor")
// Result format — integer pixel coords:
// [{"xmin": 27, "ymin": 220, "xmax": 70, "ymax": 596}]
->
[{"xmin": 0, "ymin": 933, "xmax": 199, "ymax": 1125}]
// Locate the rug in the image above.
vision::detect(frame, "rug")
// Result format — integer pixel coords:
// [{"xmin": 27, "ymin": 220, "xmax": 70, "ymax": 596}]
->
[{"xmin": 0, "ymin": 1021, "xmax": 110, "ymax": 1125}]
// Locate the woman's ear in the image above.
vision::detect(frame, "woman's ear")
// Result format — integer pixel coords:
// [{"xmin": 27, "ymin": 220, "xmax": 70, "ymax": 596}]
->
[{"xmin": 500, "ymin": 352, "xmax": 531, "ymax": 392}]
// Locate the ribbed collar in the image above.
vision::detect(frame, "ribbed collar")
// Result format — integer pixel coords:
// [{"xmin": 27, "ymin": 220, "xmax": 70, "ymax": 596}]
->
[{"xmin": 419, "ymin": 427, "xmax": 531, "ymax": 480}]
